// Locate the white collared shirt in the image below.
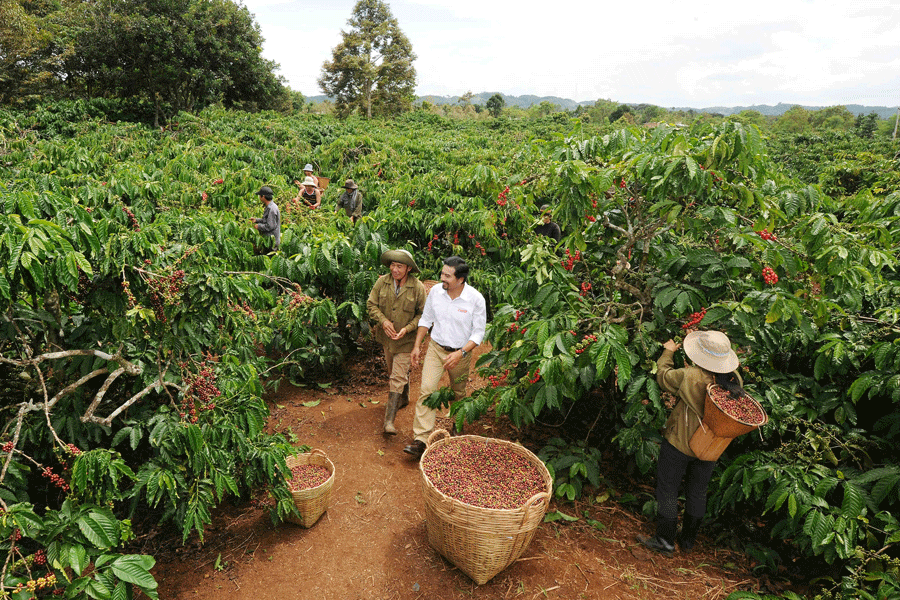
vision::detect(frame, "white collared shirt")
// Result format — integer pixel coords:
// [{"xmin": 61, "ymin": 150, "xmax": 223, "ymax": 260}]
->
[{"xmin": 419, "ymin": 283, "xmax": 486, "ymax": 349}]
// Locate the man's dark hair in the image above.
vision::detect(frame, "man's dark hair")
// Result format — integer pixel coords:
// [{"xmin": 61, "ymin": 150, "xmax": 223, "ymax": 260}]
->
[{"xmin": 443, "ymin": 256, "xmax": 469, "ymax": 281}]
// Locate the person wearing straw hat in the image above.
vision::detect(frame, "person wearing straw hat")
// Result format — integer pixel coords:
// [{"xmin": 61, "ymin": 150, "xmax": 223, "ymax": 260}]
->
[
  {"xmin": 336, "ymin": 179, "xmax": 362, "ymax": 223},
  {"xmin": 366, "ymin": 250, "xmax": 427, "ymax": 435},
  {"xmin": 404, "ymin": 256, "xmax": 487, "ymax": 459},
  {"xmin": 637, "ymin": 330, "xmax": 746, "ymax": 556},
  {"xmin": 294, "ymin": 176, "xmax": 321, "ymax": 209}
]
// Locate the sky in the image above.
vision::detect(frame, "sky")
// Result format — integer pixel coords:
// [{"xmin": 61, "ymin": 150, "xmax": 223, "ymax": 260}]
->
[{"xmin": 239, "ymin": 0, "xmax": 900, "ymax": 109}]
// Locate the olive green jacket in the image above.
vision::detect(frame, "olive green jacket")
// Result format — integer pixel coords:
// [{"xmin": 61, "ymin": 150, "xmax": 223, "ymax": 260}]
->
[
  {"xmin": 656, "ymin": 349, "xmax": 742, "ymax": 459},
  {"xmin": 366, "ymin": 274, "xmax": 426, "ymax": 354}
]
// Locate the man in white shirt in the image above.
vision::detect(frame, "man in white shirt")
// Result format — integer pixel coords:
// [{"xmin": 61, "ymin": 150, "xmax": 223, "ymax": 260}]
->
[{"xmin": 404, "ymin": 257, "xmax": 487, "ymax": 459}]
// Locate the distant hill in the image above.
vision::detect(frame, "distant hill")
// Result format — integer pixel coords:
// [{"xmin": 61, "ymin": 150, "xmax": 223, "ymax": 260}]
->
[
  {"xmin": 304, "ymin": 94, "xmax": 897, "ymax": 118},
  {"xmin": 670, "ymin": 102, "xmax": 898, "ymax": 119}
]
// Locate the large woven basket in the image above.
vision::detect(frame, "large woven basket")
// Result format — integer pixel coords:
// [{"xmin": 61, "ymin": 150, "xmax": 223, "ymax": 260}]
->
[
  {"xmin": 420, "ymin": 430, "xmax": 552, "ymax": 585},
  {"xmin": 285, "ymin": 449, "xmax": 335, "ymax": 528},
  {"xmin": 689, "ymin": 384, "xmax": 769, "ymax": 461}
]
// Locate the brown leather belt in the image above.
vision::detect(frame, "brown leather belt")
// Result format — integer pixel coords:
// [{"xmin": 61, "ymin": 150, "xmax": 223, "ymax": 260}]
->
[{"xmin": 438, "ymin": 344, "xmax": 461, "ymax": 352}]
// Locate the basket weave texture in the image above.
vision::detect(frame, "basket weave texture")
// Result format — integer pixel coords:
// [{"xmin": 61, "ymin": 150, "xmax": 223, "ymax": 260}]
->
[
  {"xmin": 689, "ymin": 384, "xmax": 769, "ymax": 461},
  {"xmin": 285, "ymin": 449, "xmax": 335, "ymax": 528},
  {"xmin": 420, "ymin": 430, "xmax": 552, "ymax": 585}
]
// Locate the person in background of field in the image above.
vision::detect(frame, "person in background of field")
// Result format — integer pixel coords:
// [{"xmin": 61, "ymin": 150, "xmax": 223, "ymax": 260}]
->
[
  {"xmin": 336, "ymin": 179, "xmax": 362, "ymax": 223},
  {"xmin": 637, "ymin": 330, "xmax": 745, "ymax": 556},
  {"xmin": 249, "ymin": 185, "xmax": 281, "ymax": 250},
  {"xmin": 533, "ymin": 204, "xmax": 561, "ymax": 243},
  {"xmin": 295, "ymin": 176, "xmax": 321, "ymax": 209},
  {"xmin": 366, "ymin": 249, "xmax": 427, "ymax": 435},
  {"xmin": 404, "ymin": 256, "xmax": 486, "ymax": 459},
  {"xmin": 301, "ymin": 163, "xmax": 319, "ymax": 188}
]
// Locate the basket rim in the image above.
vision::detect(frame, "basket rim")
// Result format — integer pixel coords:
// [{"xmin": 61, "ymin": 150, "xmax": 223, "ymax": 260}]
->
[
  {"xmin": 419, "ymin": 433, "xmax": 552, "ymax": 513},
  {"xmin": 706, "ymin": 383, "xmax": 769, "ymax": 427},
  {"xmin": 285, "ymin": 453, "xmax": 336, "ymax": 494}
]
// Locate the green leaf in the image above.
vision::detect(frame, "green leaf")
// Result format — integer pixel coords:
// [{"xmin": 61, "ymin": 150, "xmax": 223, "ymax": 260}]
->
[
  {"xmin": 77, "ymin": 510, "xmax": 120, "ymax": 549},
  {"xmin": 69, "ymin": 544, "xmax": 88, "ymax": 576},
  {"xmin": 109, "ymin": 555, "xmax": 158, "ymax": 590},
  {"xmin": 544, "ymin": 510, "xmax": 579, "ymax": 523}
]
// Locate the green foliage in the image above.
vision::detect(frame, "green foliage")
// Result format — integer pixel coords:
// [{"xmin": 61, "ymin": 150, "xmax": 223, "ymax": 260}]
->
[
  {"xmin": 538, "ymin": 439, "xmax": 602, "ymax": 501},
  {"xmin": 2, "ymin": 0, "xmax": 286, "ymax": 123},
  {"xmin": 486, "ymin": 93, "xmax": 505, "ymax": 118},
  {"xmin": 422, "ymin": 387, "xmax": 456, "ymax": 411},
  {"xmin": 0, "ymin": 500, "xmax": 158, "ymax": 599},
  {"xmin": 1, "ymin": 100, "xmax": 899, "ymax": 598}
]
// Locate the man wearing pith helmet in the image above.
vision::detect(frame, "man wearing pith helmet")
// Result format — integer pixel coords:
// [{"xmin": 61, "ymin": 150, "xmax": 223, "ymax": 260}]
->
[{"xmin": 366, "ymin": 249, "xmax": 427, "ymax": 435}]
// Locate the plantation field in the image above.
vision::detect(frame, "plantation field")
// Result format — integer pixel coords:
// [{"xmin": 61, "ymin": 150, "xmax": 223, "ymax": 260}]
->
[
  {"xmin": 1, "ymin": 101, "xmax": 899, "ymax": 599},
  {"xmin": 151, "ymin": 344, "xmax": 779, "ymax": 600}
]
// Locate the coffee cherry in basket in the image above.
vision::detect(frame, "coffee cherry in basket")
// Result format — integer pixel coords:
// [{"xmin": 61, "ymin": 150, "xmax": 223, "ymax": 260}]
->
[{"xmin": 422, "ymin": 440, "xmax": 545, "ymax": 510}]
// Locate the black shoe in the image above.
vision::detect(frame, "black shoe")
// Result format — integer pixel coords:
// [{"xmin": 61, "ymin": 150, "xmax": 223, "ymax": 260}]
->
[
  {"xmin": 677, "ymin": 514, "xmax": 702, "ymax": 553},
  {"xmin": 636, "ymin": 534, "xmax": 674, "ymax": 557},
  {"xmin": 403, "ymin": 440, "xmax": 426, "ymax": 459}
]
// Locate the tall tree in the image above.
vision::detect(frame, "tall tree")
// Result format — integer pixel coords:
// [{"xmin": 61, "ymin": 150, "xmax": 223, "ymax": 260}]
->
[
  {"xmin": 318, "ymin": 0, "xmax": 417, "ymax": 118},
  {"xmin": 809, "ymin": 105, "xmax": 855, "ymax": 132},
  {"xmin": 486, "ymin": 93, "xmax": 505, "ymax": 118},
  {"xmin": 773, "ymin": 105, "xmax": 813, "ymax": 134},
  {"xmin": 0, "ymin": 0, "xmax": 285, "ymax": 123}
]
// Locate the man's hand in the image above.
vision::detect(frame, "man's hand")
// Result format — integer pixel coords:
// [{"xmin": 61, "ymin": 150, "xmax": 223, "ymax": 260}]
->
[
  {"xmin": 391, "ymin": 326, "xmax": 407, "ymax": 340},
  {"xmin": 663, "ymin": 339, "xmax": 681, "ymax": 352},
  {"xmin": 381, "ymin": 320, "xmax": 398, "ymax": 338},
  {"xmin": 442, "ymin": 350, "xmax": 463, "ymax": 371},
  {"xmin": 410, "ymin": 345, "xmax": 421, "ymax": 369}
]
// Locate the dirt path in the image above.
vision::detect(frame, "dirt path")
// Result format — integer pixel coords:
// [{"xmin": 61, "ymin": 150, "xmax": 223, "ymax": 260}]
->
[{"xmin": 152, "ymin": 343, "xmax": 775, "ymax": 600}]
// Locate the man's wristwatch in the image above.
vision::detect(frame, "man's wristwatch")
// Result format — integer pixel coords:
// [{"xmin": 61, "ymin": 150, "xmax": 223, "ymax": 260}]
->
[{"xmin": 460, "ymin": 349, "xmax": 468, "ymax": 358}]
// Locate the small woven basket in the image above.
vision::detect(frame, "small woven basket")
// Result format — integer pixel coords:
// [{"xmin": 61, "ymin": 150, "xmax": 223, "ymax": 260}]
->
[
  {"xmin": 690, "ymin": 384, "xmax": 769, "ymax": 461},
  {"xmin": 285, "ymin": 449, "xmax": 335, "ymax": 528},
  {"xmin": 420, "ymin": 430, "xmax": 552, "ymax": 585}
]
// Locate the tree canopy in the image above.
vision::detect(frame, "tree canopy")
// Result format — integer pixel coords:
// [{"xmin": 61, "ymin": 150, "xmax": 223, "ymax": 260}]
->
[
  {"xmin": 318, "ymin": 0, "xmax": 417, "ymax": 118},
  {"xmin": 0, "ymin": 0, "xmax": 287, "ymax": 123},
  {"xmin": 486, "ymin": 93, "xmax": 505, "ymax": 117}
]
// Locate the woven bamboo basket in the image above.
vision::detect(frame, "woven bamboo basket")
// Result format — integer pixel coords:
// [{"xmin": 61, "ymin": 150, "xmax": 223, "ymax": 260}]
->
[
  {"xmin": 689, "ymin": 384, "xmax": 769, "ymax": 461},
  {"xmin": 419, "ymin": 430, "xmax": 552, "ymax": 585},
  {"xmin": 285, "ymin": 449, "xmax": 335, "ymax": 528}
]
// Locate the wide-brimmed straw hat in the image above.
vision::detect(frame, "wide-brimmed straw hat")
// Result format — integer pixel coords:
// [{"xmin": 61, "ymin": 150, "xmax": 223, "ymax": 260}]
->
[
  {"xmin": 303, "ymin": 163, "xmax": 314, "ymax": 172},
  {"xmin": 380, "ymin": 249, "xmax": 419, "ymax": 273},
  {"xmin": 301, "ymin": 176, "xmax": 317, "ymax": 187},
  {"xmin": 683, "ymin": 330, "xmax": 739, "ymax": 373},
  {"xmin": 343, "ymin": 179, "xmax": 358, "ymax": 190}
]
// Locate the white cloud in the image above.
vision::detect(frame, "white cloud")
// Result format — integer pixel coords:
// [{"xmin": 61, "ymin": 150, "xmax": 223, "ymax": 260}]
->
[{"xmin": 240, "ymin": 0, "xmax": 900, "ymax": 107}]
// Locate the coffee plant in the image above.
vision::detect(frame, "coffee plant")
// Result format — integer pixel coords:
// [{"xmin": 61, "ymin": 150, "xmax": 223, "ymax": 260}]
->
[{"xmin": 0, "ymin": 100, "xmax": 898, "ymax": 598}]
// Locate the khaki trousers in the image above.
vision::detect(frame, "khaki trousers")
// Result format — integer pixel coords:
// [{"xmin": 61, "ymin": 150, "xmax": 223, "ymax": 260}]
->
[
  {"xmin": 383, "ymin": 347, "xmax": 411, "ymax": 394},
  {"xmin": 413, "ymin": 340, "xmax": 471, "ymax": 443}
]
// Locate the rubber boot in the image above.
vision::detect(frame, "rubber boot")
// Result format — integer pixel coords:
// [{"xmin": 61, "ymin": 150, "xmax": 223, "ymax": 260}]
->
[
  {"xmin": 383, "ymin": 392, "xmax": 402, "ymax": 434},
  {"xmin": 637, "ymin": 516, "xmax": 677, "ymax": 557},
  {"xmin": 677, "ymin": 513, "xmax": 702, "ymax": 553},
  {"xmin": 398, "ymin": 383, "xmax": 409, "ymax": 409}
]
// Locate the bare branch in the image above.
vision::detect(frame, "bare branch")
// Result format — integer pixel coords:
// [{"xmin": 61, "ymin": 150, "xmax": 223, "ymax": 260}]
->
[
  {"xmin": 47, "ymin": 368, "xmax": 110, "ymax": 410},
  {"xmin": 86, "ymin": 380, "xmax": 182, "ymax": 427},
  {"xmin": 80, "ymin": 367, "xmax": 127, "ymax": 423}
]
